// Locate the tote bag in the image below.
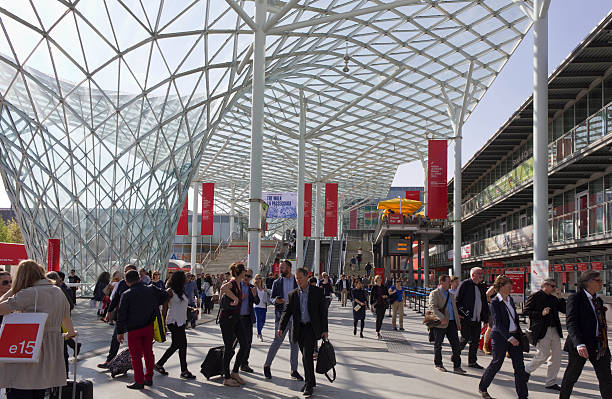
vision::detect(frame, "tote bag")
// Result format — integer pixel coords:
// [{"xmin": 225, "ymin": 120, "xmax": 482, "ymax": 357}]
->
[{"xmin": 0, "ymin": 288, "xmax": 48, "ymax": 363}]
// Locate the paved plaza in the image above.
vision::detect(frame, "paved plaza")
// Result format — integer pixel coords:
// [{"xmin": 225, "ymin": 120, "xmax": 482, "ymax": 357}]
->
[{"xmin": 72, "ymin": 300, "xmax": 603, "ymax": 398}]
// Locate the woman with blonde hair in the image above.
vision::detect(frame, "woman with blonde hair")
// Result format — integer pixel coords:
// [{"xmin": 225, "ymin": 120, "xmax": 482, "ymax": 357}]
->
[{"xmin": 0, "ymin": 260, "xmax": 76, "ymax": 399}]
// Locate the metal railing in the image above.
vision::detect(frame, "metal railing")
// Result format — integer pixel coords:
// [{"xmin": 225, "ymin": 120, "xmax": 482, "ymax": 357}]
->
[
  {"xmin": 459, "ymin": 103, "xmax": 612, "ymax": 220},
  {"xmin": 201, "ymin": 232, "xmax": 233, "ymax": 270}
]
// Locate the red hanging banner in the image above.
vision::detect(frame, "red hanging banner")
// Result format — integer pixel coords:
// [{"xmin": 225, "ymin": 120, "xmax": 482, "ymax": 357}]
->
[
  {"xmin": 201, "ymin": 183, "xmax": 214, "ymax": 235},
  {"xmin": 405, "ymin": 190, "xmax": 420, "ymax": 201},
  {"xmin": 0, "ymin": 243, "xmax": 27, "ymax": 266},
  {"xmin": 176, "ymin": 195, "xmax": 189, "ymax": 235},
  {"xmin": 427, "ymin": 140, "xmax": 448, "ymax": 219},
  {"xmin": 324, "ymin": 183, "xmax": 338, "ymax": 237},
  {"xmin": 349, "ymin": 209, "xmax": 358, "ymax": 230},
  {"xmin": 304, "ymin": 183, "xmax": 312, "ymax": 237},
  {"xmin": 47, "ymin": 239, "xmax": 60, "ymax": 272}
]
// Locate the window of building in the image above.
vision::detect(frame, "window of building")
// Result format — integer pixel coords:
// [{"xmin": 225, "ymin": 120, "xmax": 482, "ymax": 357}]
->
[
  {"xmin": 563, "ymin": 105, "xmax": 574, "ymax": 136},
  {"xmin": 575, "ymin": 94, "xmax": 588, "ymax": 126}
]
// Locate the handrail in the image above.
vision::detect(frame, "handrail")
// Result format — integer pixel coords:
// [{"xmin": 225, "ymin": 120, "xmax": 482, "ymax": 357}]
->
[{"xmin": 201, "ymin": 232, "xmax": 233, "ymax": 270}]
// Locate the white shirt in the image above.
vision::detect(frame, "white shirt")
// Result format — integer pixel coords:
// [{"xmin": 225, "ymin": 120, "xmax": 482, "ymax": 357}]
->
[
  {"xmin": 342, "ymin": 280, "xmax": 347, "ymax": 289},
  {"xmin": 497, "ymin": 293, "xmax": 518, "ymax": 334},
  {"xmin": 584, "ymin": 291, "xmax": 600, "ymax": 337},
  {"xmin": 254, "ymin": 287, "xmax": 268, "ymax": 309},
  {"xmin": 166, "ymin": 290, "xmax": 188, "ymax": 326}
]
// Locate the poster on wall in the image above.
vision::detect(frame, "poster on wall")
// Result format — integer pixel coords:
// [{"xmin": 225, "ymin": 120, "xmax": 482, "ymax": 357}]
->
[
  {"xmin": 427, "ymin": 140, "xmax": 447, "ymax": 219},
  {"xmin": 304, "ymin": 183, "xmax": 312, "ymax": 237},
  {"xmin": 324, "ymin": 183, "xmax": 338, "ymax": 237},
  {"xmin": 201, "ymin": 183, "xmax": 214, "ymax": 235},
  {"xmin": 176, "ymin": 195, "xmax": 189, "ymax": 235},
  {"xmin": 530, "ymin": 260, "xmax": 549, "ymax": 293},
  {"xmin": 262, "ymin": 192, "xmax": 297, "ymax": 218},
  {"xmin": 506, "ymin": 270, "xmax": 525, "ymax": 304},
  {"xmin": 0, "ymin": 243, "xmax": 27, "ymax": 265},
  {"xmin": 349, "ymin": 209, "xmax": 358, "ymax": 230}
]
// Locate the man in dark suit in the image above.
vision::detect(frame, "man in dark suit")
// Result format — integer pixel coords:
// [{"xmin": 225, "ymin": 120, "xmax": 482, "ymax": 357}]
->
[
  {"xmin": 238, "ymin": 269, "xmax": 260, "ymax": 373},
  {"xmin": 560, "ymin": 270, "xmax": 611, "ymax": 399},
  {"xmin": 279, "ymin": 267, "xmax": 329, "ymax": 397},
  {"xmin": 524, "ymin": 278, "xmax": 565, "ymax": 390},
  {"xmin": 456, "ymin": 267, "xmax": 489, "ymax": 369}
]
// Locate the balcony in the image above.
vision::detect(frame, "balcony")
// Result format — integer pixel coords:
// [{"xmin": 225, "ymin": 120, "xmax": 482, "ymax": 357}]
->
[
  {"xmin": 459, "ymin": 102, "xmax": 612, "ymax": 221},
  {"xmin": 456, "ymin": 200, "xmax": 612, "ymax": 261}
]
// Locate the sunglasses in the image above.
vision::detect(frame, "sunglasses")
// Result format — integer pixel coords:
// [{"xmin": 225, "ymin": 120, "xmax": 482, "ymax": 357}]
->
[
  {"xmin": 245, "ymin": 275, "xmax": 252, "ymax": 278},
  {"xmin": 1, "ymin": 280, "xmax": 11, "ymax": 286}
]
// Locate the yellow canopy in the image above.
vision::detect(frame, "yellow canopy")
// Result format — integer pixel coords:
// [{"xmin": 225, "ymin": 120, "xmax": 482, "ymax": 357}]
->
[{"xmin": 377, "ymin": 198, "xmax": 423, "ymax": 215}]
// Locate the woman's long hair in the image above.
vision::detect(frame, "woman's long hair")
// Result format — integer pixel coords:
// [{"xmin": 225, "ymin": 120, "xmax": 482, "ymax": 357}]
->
[
  {"xmin": 169, "ymin": 270, "xmax": 186, "ymax": 301},
  {"xmin": 96, "ymin": 271, "xmax": 110, "ymax": 286},
  {"xmin": 12, "ymin": 260, "xmax": 48, "ymax": 295}
]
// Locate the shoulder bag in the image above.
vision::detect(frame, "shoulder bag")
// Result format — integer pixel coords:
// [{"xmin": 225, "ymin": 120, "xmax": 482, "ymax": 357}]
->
[
  {"xmin": 316, "ymin": 340, "xmax": 336, "ymax": 382},
  {"xmin": 423, "ymin": 291, "xmax": 449, "ymax": 329}
]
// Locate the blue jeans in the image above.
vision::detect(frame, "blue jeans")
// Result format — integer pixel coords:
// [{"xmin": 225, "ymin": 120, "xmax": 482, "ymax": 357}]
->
[{"xmin": 254, "ymin": 307, "xmax": 267, "ymax": 335}]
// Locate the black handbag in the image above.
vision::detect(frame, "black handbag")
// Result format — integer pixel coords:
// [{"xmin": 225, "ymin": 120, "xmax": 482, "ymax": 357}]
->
[
  {"xmin": 520, "ymin": 331, "xmax": 530, "ymax": 353},
  {"xmin": 316, "ymin": 340, "xmax": 336, "ymax": 382}
]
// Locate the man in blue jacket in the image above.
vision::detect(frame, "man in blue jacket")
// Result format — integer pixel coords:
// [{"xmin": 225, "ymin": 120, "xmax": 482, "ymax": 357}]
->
[
  {"xmin": 263, "ymin": 259, "xmax": 301, "ymax": 381},
  {"xmin": 238, "ymin": 269, "xmax": 260, "ymax": 372}
]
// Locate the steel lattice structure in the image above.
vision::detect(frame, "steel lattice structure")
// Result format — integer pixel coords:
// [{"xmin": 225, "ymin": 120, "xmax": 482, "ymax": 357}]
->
[{"xmin": 0, "ymin": 0, "xmax": 532, "ymax": 282}]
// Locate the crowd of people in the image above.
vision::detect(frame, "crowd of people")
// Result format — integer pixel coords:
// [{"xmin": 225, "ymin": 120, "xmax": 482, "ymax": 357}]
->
[{"xmin": 0, "ymin": 258, "xmax": 608, "ymax": 399}]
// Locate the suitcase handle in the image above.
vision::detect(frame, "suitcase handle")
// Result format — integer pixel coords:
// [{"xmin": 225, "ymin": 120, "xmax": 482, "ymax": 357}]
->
[{"xmin": 71, "ymin": 334, "xmax": 78, "ymax": 399}]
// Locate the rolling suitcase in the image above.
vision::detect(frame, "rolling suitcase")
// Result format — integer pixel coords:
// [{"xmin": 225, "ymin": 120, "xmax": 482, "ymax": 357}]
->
[
  {"xmin": 200, "ymin": 345, "xmax": 224, "ymax": 379},
  {"xmin": 51, "ymin": 336, "xmax": 94, "ymax": 399},
  {"xmin": 108, "ymin": 347, "xmax": 132, "ymax": 378}
]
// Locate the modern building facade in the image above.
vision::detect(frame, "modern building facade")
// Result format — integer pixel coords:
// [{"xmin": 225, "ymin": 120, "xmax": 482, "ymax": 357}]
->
[{"xmin": 430, "ymin": 13, "xmax": 612, "ymax": 296}]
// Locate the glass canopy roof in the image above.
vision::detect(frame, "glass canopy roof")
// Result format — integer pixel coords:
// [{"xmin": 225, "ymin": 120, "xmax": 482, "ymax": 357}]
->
[{"xmin": 0, "ymin": 0, "xmax": 533, "ymax": 273}]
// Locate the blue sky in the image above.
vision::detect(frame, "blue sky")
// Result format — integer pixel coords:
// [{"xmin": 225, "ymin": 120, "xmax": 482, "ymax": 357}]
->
[{"xmin": 0, "ymin": 2, "xmax": 611, "ymax": 209}]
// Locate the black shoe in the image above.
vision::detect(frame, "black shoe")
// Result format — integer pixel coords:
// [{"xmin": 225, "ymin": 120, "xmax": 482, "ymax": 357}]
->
[
  {"xmin": 434, "ymin": 365, "xmax": 447, "ymax": 372},
  {"xmin": 360, "ymin": 332, "xmax": 364, "ymax": 338},
  {"xmin": 399, "ymin": 327, "xmax": 405, "ymax": 331},
  {"xmin": 154, "ymin": 364, "xmax": 168, "ymax": 375},
  {"xmin": 303, "ymin": 384, "xmax": 313, "ymax": 397},
  {"xmin": 291, "ymin": 370, "xmax": 304, "ymax": 381},
  {"xmin": 263, "ymin": 366, "xmax": 272, "ymax": 379},
  {"xmin": 393, "ymin": 327, "xmax": 398, "ymax": 331},
  {"xmin": 143, "ymin": 380, "xmax": 153, "ymax": 387},
  {"xmin": 453, "ymin": 367, "xmax": 467, "ymax": 374},
  {"xmin": 180, "ymin": 371, "xmax": 196, "ymax": 380},
  {"xmin": 545, "ymin": 384, "xmax": 561, "ymax": 391},
  {"xmin": 469, "ymin": 363, "xmax": 484, "ymax": 370},
  {"xmin": 241, "ymin": 365, "xmax": 254, "ymax": 373},
  {"xmin": 127, "ymin": 383, "xmax": 144, "ymax": 390},
  {"xmin": 97, "ymin": 362, "xmax": 110, "ymax": 369},
  {"xmin": 353, "ymin": 328, "xmax": 357, "ymax": 335},
  {"xmin": 478, "ymin": 390, "xmax": 493, "ymax": 399}
]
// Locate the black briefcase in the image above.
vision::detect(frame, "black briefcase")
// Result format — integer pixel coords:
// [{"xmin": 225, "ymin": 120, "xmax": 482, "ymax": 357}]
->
[{"xmin": 316, "ymin": 340, "xmax": 336, "ymax": 382}]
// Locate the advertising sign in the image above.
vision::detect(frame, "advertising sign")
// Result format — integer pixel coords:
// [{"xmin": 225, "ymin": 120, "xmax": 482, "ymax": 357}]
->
[
  {"xmin": 427, "ymin": 140, "xmax": 447, "ymax": 219},
  {"xmin": 592, "ymin": 261, "xmax": 603, "ymax": 270},
  {"xmin": 388, "ymin": 214, "xmax": 403, "ymax": 224},
  {"xmin": 176, "ymin": 195, "xmax": 189, "ymax": 235},
  {"xmin": 461, "ymin": 244, "xmax": 471, "ymax": 259},
  {"xmin": 262, "ymin": 192, "xmax": 297, "ymax": 218},
  {"xmin": 349, "ymin": 209, "xmax": 358, "ymax": 230},
  {"xmin": 386, "ymin": 237, "xmax": 412, "ymax": 256},
  {"xmin": 576, "ymin": 262, "xmax": 588, "ymax": 271},
  {"xmin": 374, "ymin": 267, "xmax": 385, "ymax": 281},
  {"xmin": 0, "ymin": 243, "xmax": 27, "ymax": 265},
  {"xmin": 506, "ymin": 270, "xmax": 525, "ymax": 304},
  {"xmin": 324, "ymin": 183, "xmax": 338, "ymax": 237},
  {"xmin": 405, "ymin": 190, "xmax": 420, "ymax": 201},
  {"xmin": 201, "ymin": 183, "xmax": 214, "ymax": 235},
  {"xmin": 530, "ymin": 260, "xmax": 549, "ymax": 293},
  {"xmin": 47, "ymin": 239, "xmax": 60, "ymax": 272},
  {"xmin": 304, "ymin": 183, "xmax": 312, "ymax": 237}
]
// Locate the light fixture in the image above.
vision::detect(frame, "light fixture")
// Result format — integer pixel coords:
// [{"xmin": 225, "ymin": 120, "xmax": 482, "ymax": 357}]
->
[{"xmin": 343, "ymin": 41, "xmax": 350, "ymax": 73}]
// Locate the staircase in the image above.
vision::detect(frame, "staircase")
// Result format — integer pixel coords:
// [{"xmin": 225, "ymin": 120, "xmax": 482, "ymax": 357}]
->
[
  {"xmin": 344, "ymin": 240, "xmax": 373, "ymax": 276},
  {"xmin": 302, "ymin": 238, "xmax": 315, "ymax": 270},
  {"xmin": 204, "ymin": 240, "xmax": 277, "ymax": 275},
  {"xmin": 327, "ymin": 238, "xmax": 343, "ymax": 276}
]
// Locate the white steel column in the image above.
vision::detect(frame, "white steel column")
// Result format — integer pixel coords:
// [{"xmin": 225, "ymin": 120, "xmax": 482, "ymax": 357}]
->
[
  {"xmin": 314, "ymin": 147, "xmax": 322, "ymax": 275},
  {"xmin": 191, "ymin": 184, "xmax": 199, "ymax": 270},
  {"xmin": 229, "ymin": 184, "xmax": 236, "ymax": 241},
  {"xmin": 296, "ymin": 89, "xmax": 306, "ymax": 267},
  {"xmin": 533, "ymin": 0, "xmax": 549, "ymax": 262},
  {"xmin": 453, "ymin": 136, "xmax": 462, "ymax": 278},
  {"xmin": 248, "ymin": 0, "xmax": 266, "ymax": 276}
]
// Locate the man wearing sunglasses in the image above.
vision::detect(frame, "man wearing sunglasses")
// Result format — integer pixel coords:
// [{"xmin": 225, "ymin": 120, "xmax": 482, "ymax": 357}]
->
[{"xmin": 524, "ymin": 278, "xmax": 566, "ymax": 391}]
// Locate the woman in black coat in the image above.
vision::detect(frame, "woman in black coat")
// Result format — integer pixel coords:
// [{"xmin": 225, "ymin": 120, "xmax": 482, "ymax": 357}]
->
[
  {"xmin": 369, "ymin": 275, "xmax": 388, "ymax": 339},
  {"xmin": 352, "ymin": 278, "xmax": 368, "ymax": 338}
]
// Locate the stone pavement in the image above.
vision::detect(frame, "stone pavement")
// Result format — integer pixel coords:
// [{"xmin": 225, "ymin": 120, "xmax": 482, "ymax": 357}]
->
[{"xmin": 71, "ymin": 299, "xmax": 604, "ymax": 398}]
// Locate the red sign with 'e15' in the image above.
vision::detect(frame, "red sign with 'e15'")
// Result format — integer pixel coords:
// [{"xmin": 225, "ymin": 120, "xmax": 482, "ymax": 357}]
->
[{"xmin": 0, "ymin": 324, "xmax": 40, "ymax": 359}]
